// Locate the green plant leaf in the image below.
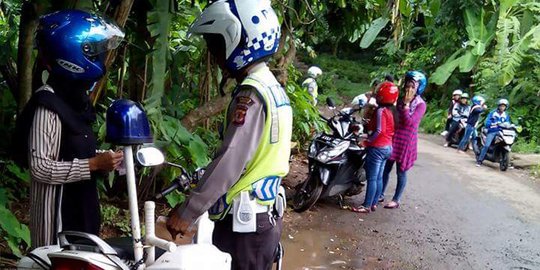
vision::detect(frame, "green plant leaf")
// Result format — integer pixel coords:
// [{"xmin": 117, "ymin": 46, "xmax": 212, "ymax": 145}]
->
[
  {"xmin": 360, "ymin": 17, "xmax": 390, "ymax": 49},
  {"xmin": 165, "ymin": 192, "xmax": 185, "ymax": 208},
  {"xmin": 6, "ymin": 236, "xmax": 22, "ymax": 257},
  {"xmin": 458, "ymin": 51, "xmax": 478, "ymax": 72},
  {"xmin": 430, "ymin": 50, "xmax": 463, "ymax": 85},
  {"xmin": 146, "ymin": 0, "xmax": 173, "ymax": 109},
  {"xmin": 187, "ymin": 139, "xmax": 210, "ymax": 167},
  {"xmin": 6, "ymin": 162, "xmax": 29, "ymax": 183}
]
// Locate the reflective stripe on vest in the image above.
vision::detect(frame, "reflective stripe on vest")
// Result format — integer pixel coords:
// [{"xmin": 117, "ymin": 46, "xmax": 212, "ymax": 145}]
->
[{"xmin": 209, "ymin": 66, "xmax": 292, "ymax": 220}]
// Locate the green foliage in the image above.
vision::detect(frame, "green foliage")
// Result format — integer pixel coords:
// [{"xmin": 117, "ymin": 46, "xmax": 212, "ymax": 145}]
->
[
  {"xmin": 286, "ymin": 66, "xmax": 326, "ymax": 145},
  {"xmin": 419, "ymin": 107, "xmax": 447, "ymax": 134},
  {"xmin": 0, "ymin": 187, "xmax": 30, "ymax": 257},
  {"xmin": 101, "ymin": 204, "xmax": 131, "ymax": 236},
  {"xmin": 360, "ymin": 17, "xmax": 390, "ymax": 49}
]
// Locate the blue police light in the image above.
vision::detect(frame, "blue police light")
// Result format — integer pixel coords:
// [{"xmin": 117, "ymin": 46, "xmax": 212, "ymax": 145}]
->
[{"xmin": 106, "ymin": 99, "xmax": 153, "ymax": 145}]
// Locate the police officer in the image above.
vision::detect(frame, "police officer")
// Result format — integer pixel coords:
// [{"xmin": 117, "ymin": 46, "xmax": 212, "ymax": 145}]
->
[
  {"xmin": 166, "ymin": 1, "xmax": 292, "ymax": 270},
  {"xmin": 302, "ymin": 66, "xmax": 322, "ymax": 105}
]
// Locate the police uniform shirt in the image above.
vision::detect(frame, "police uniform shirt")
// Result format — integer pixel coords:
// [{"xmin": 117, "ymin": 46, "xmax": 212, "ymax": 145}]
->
[{"xmin": 177, "ymin": 83, "xmax": 266, "ymax": 223}]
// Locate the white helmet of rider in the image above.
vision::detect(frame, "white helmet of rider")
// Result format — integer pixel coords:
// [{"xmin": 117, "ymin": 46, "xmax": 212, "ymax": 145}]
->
[
  {"xmin": 307, "ymin": 66, "xmax": 323, "ymax": 78},
  {"xmin": 188, "ymin": 0, "xmax": 280, "ymax": 72},
  {"xmin": 498, "ymin": 98, "xmax": 509, "ymax": 107},
  {"xmin": 352, "ymin": 94, "xmax": 368, "ymax": 107},
  {"xmin": 452, "ymin": 89, "xmax": 463, "ymax": 96}
]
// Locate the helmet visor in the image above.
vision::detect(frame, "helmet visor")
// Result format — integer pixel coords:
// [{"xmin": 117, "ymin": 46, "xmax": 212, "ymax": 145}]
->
[{"xmin": 82, "ymin": 17, "xmax": 125, "ymax": 57}]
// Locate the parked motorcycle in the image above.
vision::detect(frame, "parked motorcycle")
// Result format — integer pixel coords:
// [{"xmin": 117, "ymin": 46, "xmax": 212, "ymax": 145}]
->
[
  {"xmin": 292, "ymin": 98, "xmax": 367, "ymax": 212},
  {"xmin": 473, "ymin": 122, "xmax": 520, "ymax": 171},
  {"xmin": 17, "ymin": 99, "xmax": 231, "ymax": 270}
]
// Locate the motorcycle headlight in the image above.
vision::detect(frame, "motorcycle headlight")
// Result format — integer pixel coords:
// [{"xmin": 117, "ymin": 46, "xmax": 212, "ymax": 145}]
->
[{"xmin": 316, "ymin": 141, "xmax": 350, "ymax": 163}]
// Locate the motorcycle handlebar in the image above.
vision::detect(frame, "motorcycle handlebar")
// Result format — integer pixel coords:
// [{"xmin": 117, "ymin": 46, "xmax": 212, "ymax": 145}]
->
[
  {"xmin": 155, "ymin": 182, "xmax": 180, "ymax": 199},
  {"xmin": 156, "ymin": 175, "xmax": 191, "ymax": 199}
]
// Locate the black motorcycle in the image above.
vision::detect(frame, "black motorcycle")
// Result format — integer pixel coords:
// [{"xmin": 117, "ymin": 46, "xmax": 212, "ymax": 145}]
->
[
  {"xmin": 473, "ymin": 122, "xmax": 520, "ymax": 171},
  {"xmin": 292, "ymin": 98, "xmax": 367, "ymax": 212}
]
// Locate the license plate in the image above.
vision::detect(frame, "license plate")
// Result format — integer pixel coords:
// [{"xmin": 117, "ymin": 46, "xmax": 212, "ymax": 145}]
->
[{"xmin": 319, "ymin": 135, "xmax": 333, "ymax": 141}]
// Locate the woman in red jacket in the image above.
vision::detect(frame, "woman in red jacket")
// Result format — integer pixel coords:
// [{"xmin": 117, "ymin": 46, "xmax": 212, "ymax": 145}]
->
[{"xmin": 352, "ymin": 82, "xmax": 398, "ymax": 213}]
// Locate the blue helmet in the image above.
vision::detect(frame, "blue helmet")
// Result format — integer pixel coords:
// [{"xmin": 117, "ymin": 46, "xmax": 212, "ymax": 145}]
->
[
  {"xmin": 36, "ymin": 10, "xmax": 125, "ymax": 81},
  {"xmin": 472, "ymin": 95, "xmax": 485, "ymax": 106},
  {"xmin": 188, "ymin": 0, "xmax": 281, "ymax": 73},
  {"xmin": 404, "ymin": 71, "xmax": 428, "ymax": 95}
]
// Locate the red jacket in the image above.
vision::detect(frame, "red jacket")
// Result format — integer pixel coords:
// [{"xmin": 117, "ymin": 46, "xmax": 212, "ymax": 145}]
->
[{"xmin": 366, "ymin": 107, "xmax": 394, "ymax": 148}]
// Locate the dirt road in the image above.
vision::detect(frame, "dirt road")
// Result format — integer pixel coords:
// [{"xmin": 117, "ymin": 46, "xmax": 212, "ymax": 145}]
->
[{"xmin": 281, "ymin": 134, "xmax": 540, "ymax": 270}]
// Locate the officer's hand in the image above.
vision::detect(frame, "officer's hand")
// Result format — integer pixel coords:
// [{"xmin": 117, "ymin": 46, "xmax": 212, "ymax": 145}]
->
[
  {"xmin": 166, "ymin": 208, "xmax": 194, "ymax": 239},
  {"xmin": 89, "ymin": 151, "xmax": 124, "ymax": 172}
]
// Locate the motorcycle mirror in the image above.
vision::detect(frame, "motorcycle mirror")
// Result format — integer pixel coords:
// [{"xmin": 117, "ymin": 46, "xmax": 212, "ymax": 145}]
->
[
  {"xmin": 136, "ymin": 147, "xmax": 165, "ymax": 167},
  {"xmin": 326, "ymin": 97, "xmax": 336, "ymax": 109}
]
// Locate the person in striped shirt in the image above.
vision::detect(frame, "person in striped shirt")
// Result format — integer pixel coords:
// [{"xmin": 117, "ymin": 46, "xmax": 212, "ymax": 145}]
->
[
  {"xmin": 13, "ymin": 10, "xmax": 124, "ymax": 248},
  {"xmin": 380, "ymin": 71, "xmax": 427, "ymax": 209}
]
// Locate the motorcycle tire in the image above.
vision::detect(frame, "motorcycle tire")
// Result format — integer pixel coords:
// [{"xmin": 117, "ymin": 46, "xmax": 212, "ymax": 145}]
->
[
  {"xmin": 500, "ymin": 151, "xmax": 509, "ymax": 171},
  {"xmin": 292, "ymin": 174, "xmax": 323, "ymax": 213}
]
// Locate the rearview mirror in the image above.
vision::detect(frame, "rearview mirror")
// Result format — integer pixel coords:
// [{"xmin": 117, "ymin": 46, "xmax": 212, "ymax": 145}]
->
[{"xmin": 136, "ymin": 147, "xmax": 165, "ymax": 167}]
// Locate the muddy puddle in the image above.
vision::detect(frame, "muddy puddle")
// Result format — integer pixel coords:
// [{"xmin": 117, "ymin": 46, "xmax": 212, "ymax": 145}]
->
[{"xmin": 282, "ymin": 226, "xmax": 357, "ymax": 269}]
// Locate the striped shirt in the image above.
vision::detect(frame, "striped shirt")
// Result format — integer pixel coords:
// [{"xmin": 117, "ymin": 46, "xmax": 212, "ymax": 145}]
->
[
  {"xmin": 390, "ymin": 96, "xmax": 426, "ymax": 172},
  {"xmin": 28, "ymin": 88, "xmax": 91, "ymax": 248}
]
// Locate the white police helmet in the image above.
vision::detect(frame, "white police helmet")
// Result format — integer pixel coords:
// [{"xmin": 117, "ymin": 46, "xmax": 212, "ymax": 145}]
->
[
  {"xmin": 307, "ymin": 66, "xmax": 323, "ymax": 78},
  {"xmin": 188, "ymin": 0, "xmax": 280, "ymax": 72}
]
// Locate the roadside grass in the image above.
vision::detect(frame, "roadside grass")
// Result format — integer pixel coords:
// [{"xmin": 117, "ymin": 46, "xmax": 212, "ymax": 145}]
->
[{"xmin": 301, "ymin": 53, "xmax": 378, "ymax": 105}]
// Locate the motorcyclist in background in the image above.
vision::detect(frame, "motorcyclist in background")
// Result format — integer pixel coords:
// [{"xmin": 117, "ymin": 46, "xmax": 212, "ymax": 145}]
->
[
  {"xmin": 476, "ymin": 99, "xmax": 511, "ymax": 167},
  {"xmin": 457, "ymin": 95, "xmax": 487, "ymax": 153},
  {"xmin": 303, "ymin": 66, "xmax": 322, "ymax": 105},
  {"xmin": 444, "ymin": 92, "xmax": 470, "ymax": 147},
  {"xmin": 441, "ymin": 89, "xmax": 463, "ymax": 137}
]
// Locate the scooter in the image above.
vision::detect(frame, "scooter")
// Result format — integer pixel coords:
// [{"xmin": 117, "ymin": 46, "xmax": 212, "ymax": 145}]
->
[
  {"xmin": 292, "ymin": 98, "xmax": 367, "ymax": 212},
  {"xmin": 473, "ymin": 122, "xmax": 520, "ymax": 171},
  {"xmin": 17, "ymin": 99, "xmax": 231, "ymax": 270}
]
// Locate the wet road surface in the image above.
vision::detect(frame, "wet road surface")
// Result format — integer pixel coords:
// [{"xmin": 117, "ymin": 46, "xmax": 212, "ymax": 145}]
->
[{"xmin": 281, "ymin": 134, "xmax": 540, "ymax": 270}]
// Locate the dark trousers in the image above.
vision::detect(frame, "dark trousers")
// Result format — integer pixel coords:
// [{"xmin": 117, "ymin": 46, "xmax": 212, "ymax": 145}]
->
[
  {"xmin": 213, "ymin": 213, "xmax": 282, "ymax": 270},
  {"xmin": 445, "ymin": 117, "xmax": 452, "ymax": 131},
  {"xmin": 61, "ymin": 180, "xmax": 100, "ymax": 235},
  {"xmin": 446, "ymin": 120, "xmax": 460, "ymax": 143}
]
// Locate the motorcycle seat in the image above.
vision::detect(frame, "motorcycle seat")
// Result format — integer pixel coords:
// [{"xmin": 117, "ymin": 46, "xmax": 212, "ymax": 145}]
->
[{"xmin": 105, "ymin": 237, "xmax": 166, "ymax": 261}]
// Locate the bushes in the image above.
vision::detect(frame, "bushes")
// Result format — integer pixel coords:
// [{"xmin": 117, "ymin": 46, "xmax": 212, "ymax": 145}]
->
[{"xmin": 420, "ymin": 107, "xmax": 447, "ymax": 134}]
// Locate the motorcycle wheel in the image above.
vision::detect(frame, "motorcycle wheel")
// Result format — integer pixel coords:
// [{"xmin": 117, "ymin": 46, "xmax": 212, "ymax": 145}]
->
[
  {"xmin": 500, "ymin": 151, "xmax": 509, "ymax": 171},
  {"xmin": 292, "ymin": 174, "xmax": 323, "ymax": 213}
]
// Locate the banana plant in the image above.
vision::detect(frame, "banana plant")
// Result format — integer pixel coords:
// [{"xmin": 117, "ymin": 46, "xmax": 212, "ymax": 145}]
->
[{"xmin": 431, "ymin": 6, "xmax": 497, "ymax": 85}]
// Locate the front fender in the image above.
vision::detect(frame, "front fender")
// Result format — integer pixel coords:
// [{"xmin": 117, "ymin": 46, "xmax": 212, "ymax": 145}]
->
[{"xmin": 319, "ymin": 167, "xmax": 331, "ymax": 185}]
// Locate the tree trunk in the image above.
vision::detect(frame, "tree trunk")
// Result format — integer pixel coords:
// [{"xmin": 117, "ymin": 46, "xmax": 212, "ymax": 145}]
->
[
  {"xmin": 16, "ymin": 2, "xmax": 42, "ymax": 111},
  {"xmin": 274, "ymin": 28, "xmax": 296, "ymax": 86},
  {"xmin": 181, "ymin": 95, "xmax": 230, "ymax": 130},
  {"xmin": 128, "ymin": 0, "xmax": 152, "ymax": 102},
  {"xmin": 0, "ymin": 58, "xmax": 18, "ymax": 100},
  {"xmin": 90, "ymin": 0, "xmax": 135, "ymax": 105},
  {"xmin": 332, "ymin": 36, "xmax": 342, "ymax": 57}
]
